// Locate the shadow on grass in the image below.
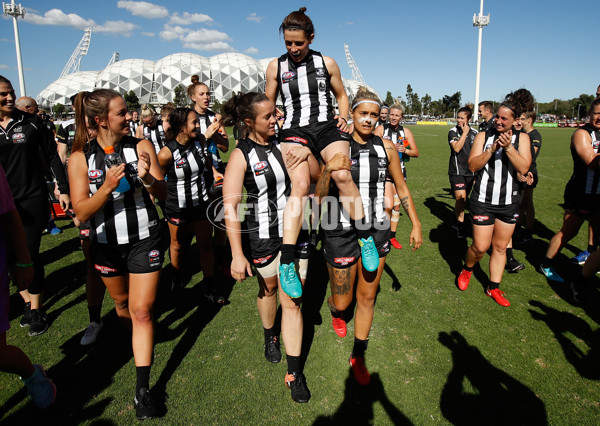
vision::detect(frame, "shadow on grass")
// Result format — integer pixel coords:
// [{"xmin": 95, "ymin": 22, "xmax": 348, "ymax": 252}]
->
[
  {"xmin": 313, "ymin": 370, "xmax": 412, "ymax": 425},
  {"xmin": 529, "ymin": 300, "xmax": 600, "ymax": 380},
  {"xmin": 424, "ymin": 196, "xmax": 470, "ymax": 278},
  {"xmin": 0, "ymin": 310, "xmax": 130, "ymax": 424},
  {"xmin": 438, "ymin": 331, "xmax": 547, "ymax": 425}
]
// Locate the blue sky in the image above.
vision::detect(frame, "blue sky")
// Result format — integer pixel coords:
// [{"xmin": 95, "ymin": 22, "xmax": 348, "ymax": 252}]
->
[{"xmin": 1, "ymin": 0, "xmax": 598, "ymax": 104}]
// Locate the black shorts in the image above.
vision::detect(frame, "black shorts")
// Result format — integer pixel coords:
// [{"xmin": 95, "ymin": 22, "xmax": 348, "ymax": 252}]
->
[
  {"xmin": 165, "ymin": 205, "xmax": 208, "ymax": 226},
  {"xmin": 563, "ymin": 179, "xmax": 600, "ymax": 217},
  {"xmin": 529, "ymin": 173, "xmax": 538, "ymax": 189},
  {"xmin": 79, "ymin": 220, "xmax": 92, "ymax": 241},
  {"xmin": 469, "ymin": 199, "xmax": 519, "ymax": 226},
  {"xmin": 322, "ymin": 223, "xmax": 390, "ymax": 269},
  {"xmin": 92, "ymin": 232, "xmax": 163, "ymax": 277},
  {"xmin": 251, "ymin": 230, "xmax": 310, "ymax": 267},
  {"xmin": 279, "ymin": 120, "xmax": 351, "ymax": 157},
  {"xmin": 449, "ymin": 174, "xmax": 474, "ymax": 193}
]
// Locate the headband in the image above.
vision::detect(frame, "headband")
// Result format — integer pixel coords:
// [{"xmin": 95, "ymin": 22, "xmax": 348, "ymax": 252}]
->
[
  {"xmin": 500, "ymin": 103, "xmax": 518, "ymax": 116},
  {"xmin": 283, "ymin": 25, "xmax": 305, "ymax": 31},
  {"xmin": 352, "ymin": 100, "xmax": 381, "ymax": 109}
]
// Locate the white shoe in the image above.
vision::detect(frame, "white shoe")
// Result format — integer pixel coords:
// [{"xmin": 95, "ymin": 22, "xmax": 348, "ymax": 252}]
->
[{"xmin": 80, "ymin": 322, "xmax": 103, "ymax": 345}]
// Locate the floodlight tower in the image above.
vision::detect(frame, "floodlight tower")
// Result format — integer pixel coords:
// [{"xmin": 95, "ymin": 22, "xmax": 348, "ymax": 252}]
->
[
  {"xmin": 3, "ymin": 0, "xmax": 26, "ymax": 96},
  {"xmin": 60, "ymin": 27, "xmax": 92, "ymax": 78},
  {"xmin": 344, "ymin": 43, "xmax": 366, "ymax": 86},
  {"xmin": 473, "ymin": 0, "xmax": 490, "ymax": 122}
]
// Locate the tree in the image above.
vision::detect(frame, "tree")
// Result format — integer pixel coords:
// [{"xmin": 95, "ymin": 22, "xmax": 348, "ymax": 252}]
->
[
  {"xmin": 405, "ymin": 85, "xmax": 414, "ymax": 114},
  {"xmin": 384, "ymin": 91, "xmax": 395, "ymax": 107},
  {"xmin": 211, "ymin": 99, "xmax": 223, "ymax": 114},
  {"xmin": 173, "ymin": 84, "xmax": 188, "ymax": 107},
  {"xmin": 52, "ymin": 103, "xmax": 65, "ymax": 119},
  {"xmin": 421, "ymin": 94, "xmax": 432, "ymax": 116},
  {"xmin": 124, "ymin": 90, "xmax": 140, "ymax": 111}
]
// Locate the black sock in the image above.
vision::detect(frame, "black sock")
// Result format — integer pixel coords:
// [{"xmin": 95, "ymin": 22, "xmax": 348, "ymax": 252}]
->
[
  {"xmin": 88, "ymin": 305, "xmax": 102, "ymax": 324},
  {"xmin": 356, "ymin": 226, "xmax": 371, "ymax": 241},
  {"xmin": 136, "ymin": 366, "xmax": 151, "ymax": 393},
  {"xmin": 391, "ymin": 229, "xmax": 397, "ymax": 238},
  {"xmin": 541, "ymin": 257, "xmax": 552, "ymax": 269},
  {"xmin": 488, "ymin": 281, "xmax": 500, "ymax": 290},
  {"xmin": 463, "ymin": 265, "xmax": 473, "ymax": 272},
  {"xmin": 287, "ymin": 355, "xmax": 301, "ymax": 374},
  {"xmin": 587, "ymin": 244, "xmax": 596, "ymax": 253},
  {"xmin": 506, "ymin": 248, "xmax": 514, "ymax": 259},
  {"xmin": 280, "ymin": 244, "xmax": 296, "ymax": 265},
  {"xmin": 204, "ymin": 275, "xmax": 214, "ymax": 288},
  {"xmin": 263, "ymin": 326, "xmax": 277, "ymax": 340},
  {"xmin": 352, "ymin": 338, "xmax": 368, "ymax": 358}
]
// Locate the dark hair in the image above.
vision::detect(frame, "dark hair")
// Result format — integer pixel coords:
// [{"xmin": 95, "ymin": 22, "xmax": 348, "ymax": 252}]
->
[
  {"xmin": 279, "ymin": 7, "xmax": 314, "ymax": 37},
  {"xmin": 191, "ymin": 74, "xmax": 200, "ymax": 84},
  {"xmin": 478, "ymin": 101, "xmax": 493, "ymax": 111},
  {"xmin": 457, "ymin": 106, "xmax": 473, "ymax": 120},
  {"xmin": 160, "ymin": 102, "xmax": 175, "ymax": 120},
  {"xmin": 523, "ymin": 109, "xmax": 536, "ymax": 123},
  {"xmin": 187, "ymin": 81, "xmax": 209, "ymax": 103},
  {"xmin": 73, "ymin": 89, "xmax": 122, "ymax": 152},
  {"xmin": 589, "ymin": 98, "xmax": 600, "ymax": 115},
  {"xmin": 166, "ymin": 107, "xmax": 193, "ymax": 140},
  {"xmin": 0, "ymin": 75, "xmax": 10, "ymax": 85},
  {"xmin": 380, "ymin": 105, "xmax": 389, "ymax": 111},
  {"xmin": 501, "ymin": 89, "xmax": 535, "ymax": 118},
  {"xmin": 222, "ymin": 92, "xmax": 270, "ymax": 138}
]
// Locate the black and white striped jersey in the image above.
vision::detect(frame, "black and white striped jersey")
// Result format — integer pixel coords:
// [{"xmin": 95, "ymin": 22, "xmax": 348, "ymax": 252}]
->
[
  {"xmin": 470, "ymin": 129, "xmax": 522, "ymax": 206},
  {"xmin": 277, "ymin": 50, "xmax": 335, "ymax": 129},
  {"xmin": 85, "ymin": 136, "xmax": 159, "ymax": 245},
  {"xmin": 56, "ymin": 118, "xmax": 76, "ymax": 152},
  {"xmin": 130, "ymin": 121, "xmax": 139, "ymax": 137},
  {"xmin": 380, "ymin": 123, "xmax": 407, "ymax": 178},
  {"xmin": 325, "ymin": 136, "xmax": 388, "ymax": 230},
  {"xmin": 163, "ymin": 139, "xmax": 209, "ymax": 215},
  {"xmin": 236, "ymin": 137, "xmax": 290, "ymax": 258},
  {"xmin": 141, "ymin": 119, "xmax": 166, "ymax": 154},
  {"xmin": 195, "ymin": 109, "xmax": 224, "ymax": 173},
  {"xmin": 570, "ymin": 123, "xmax": 600, "ymax": 196},
  {"xmin": 448, "ymin": 126, "xmax": 478, "ymax": 176}
]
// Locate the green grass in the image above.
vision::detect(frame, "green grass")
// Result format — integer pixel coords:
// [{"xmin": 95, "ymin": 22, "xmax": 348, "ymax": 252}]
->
[{"xmin": 1, "ymin": 126, "xmax": 598, "ymax": 424}]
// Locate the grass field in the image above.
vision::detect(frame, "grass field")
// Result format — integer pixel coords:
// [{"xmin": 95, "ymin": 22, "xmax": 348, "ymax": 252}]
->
[{"xmin": 1, "ymin": 125, "xmax": 598, "ymax": 424}]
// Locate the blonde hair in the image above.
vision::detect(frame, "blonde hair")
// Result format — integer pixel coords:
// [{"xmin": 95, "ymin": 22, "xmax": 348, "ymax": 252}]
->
[
  {"xmin": 351, "ymin": 87, "xmax": 381, "ymax": 110},
  {"xmin": 140, "ymin": 104, "xmax": 155, "ymax": 120}
]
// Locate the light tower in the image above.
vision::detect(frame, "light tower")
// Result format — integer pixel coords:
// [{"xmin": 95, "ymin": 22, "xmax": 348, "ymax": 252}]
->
[
  {"xmin": 344, "ymin": 43, "xmax": 366, "ymax": 86},
  {"xmin": 473, "ymin": 0, "xmax": 490, "ymax": 122},
  {"xmin": 3, "ymin": 0, "xmax": 26, "ymax": 96},
  {"xmin": 60, "ymin": 27, "xmax": 92, "ymax": 78}
]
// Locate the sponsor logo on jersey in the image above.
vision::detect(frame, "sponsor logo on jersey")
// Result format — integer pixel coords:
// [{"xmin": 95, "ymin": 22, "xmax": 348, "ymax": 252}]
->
[
  {"xmin": 149, "ymin": 250, "xmax": 160, "ymax": 257},
  {"xmin": 148, "ymin": 220, "xmax": 157, "ymax": 228},
  {"xmin": 253, "ymin": 255, "xmax": 272, "ymax": 265},
  {"xmin": 175, "ymin": 158, "xmax": 187, "ymax": 168},
  {"xmin": 12, "ymin": 133, "xmax": 26, "ymax": 143},
  {"xmin": 334, "ymin": 257, "xmax": 356, "ymax": 266},
  {"xmin": 282, "ymin": 71, "xmax": 296, "ymax": 83},
  {"xmin": 80, "ymin": 229, "xmax": 90, "ymax": 237},
  {"xmin": 350, "ymin": 159, "xmax": 358, "ymax": 168},
  {"xmin": 253, "ymin": 161, "xmax": 268, "ymax": 171},
  {"xmin": 454, "ymin": 183, "xmax": 466, "ymax": 189},
  {"xmin": 170, "ymin": 217, "xmax": 181, "ymax": 225},
  {"xmin": 69, "ymin": 131, "xmax": 75, "ymax": 137},
  {"xmin": 95, "ymin": 265, "xmax": 117, "ymax": 274},
  {"xmin": 315, "ymin": 67, "xmax": 325, "ymax": 78},
  {"xmin": 253, "ymin": 160, "xmax": 271, "ymax": 176},
  {"xmin": 149, "ymin": 249, "xmax": 161, "ymax": 267},
  {"xmin": 13, "ymin": 126, "xmax": 22, "ymax": 133},
  {"xmin": 89, "ymin": 169, "xmax": 104, "ymax": 184},
  {"xmin": 284, "ymin": 136, "xmax": 308, "ymax": 145},
  {"xmin": 593, "ymin": 140, "xmax": 599, "ymax": 150},
  {"xmin": 473, "ymin": 215, "xmax": 489, "ymax": 222}
]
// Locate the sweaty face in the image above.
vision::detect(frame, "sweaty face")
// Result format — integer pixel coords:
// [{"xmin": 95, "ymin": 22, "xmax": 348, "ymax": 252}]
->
[
  {"xmin": 284, "ymin": 29, "xmax": 313, "ymax": 62},
  {"xmin": 248, "ymin": 100, "xmax": 276, "ymax": 141},
  {"xmin": 494, "ymin": 106, "xmax": 515, "ymax": 133},
  {"xmin": 351, "ymin": 102, "xmax": 380, "ymax": 138},
  {"xmin": 388, "ymin": 108, "xmax": 402, "ymax": 126},
  {"xmin": 0, "ymin": 82, "xmax": 16, "ymax": 116}
]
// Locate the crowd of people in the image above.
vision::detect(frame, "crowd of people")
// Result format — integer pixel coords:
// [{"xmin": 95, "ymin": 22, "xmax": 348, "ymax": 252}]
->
[{"xmin": 0, "ymin": 7, "xmax": 598, "ymax": 420}]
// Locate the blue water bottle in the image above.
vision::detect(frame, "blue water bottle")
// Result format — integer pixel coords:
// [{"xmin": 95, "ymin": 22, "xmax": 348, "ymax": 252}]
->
[{"xmin": 104, "ymin": 145, "xmax": 130, "ymax": 193}]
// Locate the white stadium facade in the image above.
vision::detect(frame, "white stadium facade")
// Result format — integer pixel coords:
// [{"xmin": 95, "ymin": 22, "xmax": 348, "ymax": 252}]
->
[{"xmin": 36, "ymin": 52, "xmax": 377, "ymax": 110}]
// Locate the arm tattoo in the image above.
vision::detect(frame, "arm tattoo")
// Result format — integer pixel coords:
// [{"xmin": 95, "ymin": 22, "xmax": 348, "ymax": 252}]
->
[{"xmin": 400, "ymin": 196, "xmax": 410, "ymax": 212}]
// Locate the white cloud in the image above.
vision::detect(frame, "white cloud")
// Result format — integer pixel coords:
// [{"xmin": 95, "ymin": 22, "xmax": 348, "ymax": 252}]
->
[
  {"xmin": 246, "ymin": 13, "xmax": 263, "ymax": 23},
  {"xmin": 0, "ymin": 64, "xmax": 10, "ymax": 70},
  {"xmin": 25, "ymin": 8, "xmax": 95, "ymax": 29},
  {"xmin": 0, "ymin": 38, "xmax": 11, "ymax": 43},
  {"xmin": 244, "ymin": 47, "xmax": 258, "ymax": 54},
  {"xmin": 160, "ymin": 25, "xmax": 234, "ymax": 51},
  {"xmin": 95, "ymin": 20, "xmax": 139, "ymax": 37},
  {"xmin": 169, "ymin": 12, "xmax": 213, "ymax": 25},
  {"xmin": 141, "ymin": 32, "xmax": 155, "ymax": 37},
  {"xmin": 117, "ymin": 1, "xmax": 168, "ymax": 19}
]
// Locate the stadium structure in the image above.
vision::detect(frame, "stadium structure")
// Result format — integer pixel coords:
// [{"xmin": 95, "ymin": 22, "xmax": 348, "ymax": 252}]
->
[{"xmin": 36, "ymin": 30, "xmax": 376, "ymax": 109}]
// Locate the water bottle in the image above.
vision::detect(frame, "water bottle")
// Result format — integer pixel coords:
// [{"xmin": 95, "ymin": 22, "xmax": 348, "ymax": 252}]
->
[{"xmin": 104, "ymin": 146, "xmax": 130, "ymax": 193}]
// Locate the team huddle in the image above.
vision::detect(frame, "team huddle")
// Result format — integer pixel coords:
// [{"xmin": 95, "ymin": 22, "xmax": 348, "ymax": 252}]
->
[{"xmin": 1, "ymin": 7, "xmax": 599, "ymax": 420}]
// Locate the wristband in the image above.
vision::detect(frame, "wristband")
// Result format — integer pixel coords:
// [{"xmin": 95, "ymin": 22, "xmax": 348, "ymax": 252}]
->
[
  {"xmin": 15, "ymin": 262, "xmax": 33, "ymax": 268},
  {"xmin": 340, "ymin": 117, "xmax": 347, "ymax": 122},
  {"xmin": 505, "ymin": 145, "xmax": 513, "ymax": 153},
  {"xmin": 143, "ymin": 176, "xmax": 156, "ymax": 188}
]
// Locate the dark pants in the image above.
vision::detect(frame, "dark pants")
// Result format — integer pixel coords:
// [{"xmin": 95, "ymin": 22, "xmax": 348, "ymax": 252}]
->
[{"xmin": 14, "ymin": 196, "xmax": 47, "ymax": 295}]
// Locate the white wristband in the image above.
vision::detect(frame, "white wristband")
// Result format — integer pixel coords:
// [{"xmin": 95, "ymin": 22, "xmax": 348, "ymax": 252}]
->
[{"xmin": 143, "ymin": 176, "xmax": 155, "ymax": 188}]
